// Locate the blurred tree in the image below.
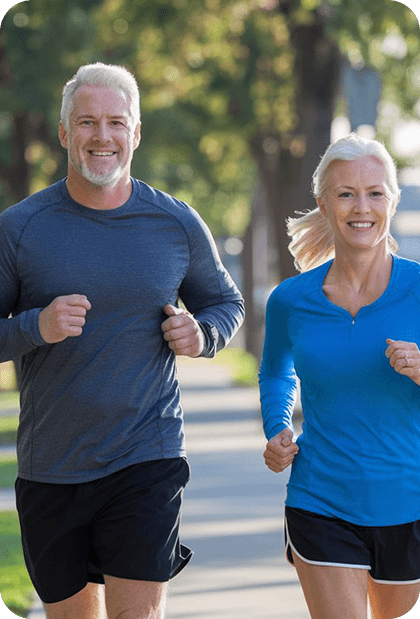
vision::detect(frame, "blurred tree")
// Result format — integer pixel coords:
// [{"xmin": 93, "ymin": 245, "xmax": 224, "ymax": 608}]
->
[
  {"xmin": 0, "ymin": 0, "xmax": 103, "ymax": 206},
  {"xmin": 92, "ymin": 0, "xmax": 420, "ymax": 278},
  {"xmin": 1, "ymin": 0, "xmax": 419, "ymax": 278}
]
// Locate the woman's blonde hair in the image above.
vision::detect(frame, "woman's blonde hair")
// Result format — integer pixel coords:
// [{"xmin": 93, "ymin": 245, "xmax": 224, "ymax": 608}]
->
[{"xmin": 287, "ymin": 133, "xmax": 400, "ymax": 272}]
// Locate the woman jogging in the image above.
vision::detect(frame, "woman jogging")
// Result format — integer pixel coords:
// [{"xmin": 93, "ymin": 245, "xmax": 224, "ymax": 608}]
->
[{"xmin": 259, "ymin": 133, "xmax": 420, "ymax": 619}]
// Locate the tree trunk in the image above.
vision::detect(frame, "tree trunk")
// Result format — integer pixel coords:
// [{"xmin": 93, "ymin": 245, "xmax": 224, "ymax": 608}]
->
[
  {"xmin": 250, "ymin": 21, "xmax": 343, "ymax": 282},
  {"xmin": 10, "ymin": 113, "xmax": 31, "ymax": 202}
]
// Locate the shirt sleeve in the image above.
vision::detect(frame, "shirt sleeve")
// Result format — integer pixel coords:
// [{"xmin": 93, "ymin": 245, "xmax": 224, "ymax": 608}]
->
[
  {"xmin": 177, "ymin": 207, "xmax": 244, "ymax": 358},
  {"xmin": 0, "ymin": 208, "xmax": 46, "ymax": 362},
  {"xmin": 259, "ymin": 287, "xmax": 297, "ymax": 440}
]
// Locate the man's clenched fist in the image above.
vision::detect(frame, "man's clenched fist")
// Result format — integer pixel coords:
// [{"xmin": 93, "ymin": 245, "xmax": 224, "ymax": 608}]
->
[
  {"xmin": 161, "ymin": 304, "xmax": 205, "ymax": 357},
  {"xmin": 38, "ymin": 294, "xmax": 91, "ymax": 344}
]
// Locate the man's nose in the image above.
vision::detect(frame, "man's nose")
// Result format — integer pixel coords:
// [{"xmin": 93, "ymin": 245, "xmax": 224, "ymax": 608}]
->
[{"xmin": 93, "ymin": 120, "xmax": 112, "ymax": 142}]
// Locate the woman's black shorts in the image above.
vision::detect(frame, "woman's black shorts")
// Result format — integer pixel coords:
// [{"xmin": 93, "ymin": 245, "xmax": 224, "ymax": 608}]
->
[
  {"xmin": 15, "ymin": 458, "xmax": 192, "ymax": 604},
  {"xmin": 285, "ymin": 506, "xmax": 420, "ymax": 584}
]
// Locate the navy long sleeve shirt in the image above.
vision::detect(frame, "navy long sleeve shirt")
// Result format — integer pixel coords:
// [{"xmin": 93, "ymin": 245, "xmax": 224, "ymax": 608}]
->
[{"xmin": 0, "ymin": 178, "xmax": 244, "ymax": 483}]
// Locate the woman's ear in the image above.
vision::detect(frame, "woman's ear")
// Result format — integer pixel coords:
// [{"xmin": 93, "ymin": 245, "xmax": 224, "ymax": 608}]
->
[{"xmin": 316, "ymin": 196, "xmax": 327, "ymax": 218}]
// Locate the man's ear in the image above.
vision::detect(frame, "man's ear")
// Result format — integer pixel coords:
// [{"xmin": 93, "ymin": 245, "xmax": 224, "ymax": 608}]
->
[
  {"xmin": 58, "ymin": 121, "xmax": 68, "ymax": 149},
  {"xmin": 133, "ymin": 122, "xmax": 141, "ymax": 150}
]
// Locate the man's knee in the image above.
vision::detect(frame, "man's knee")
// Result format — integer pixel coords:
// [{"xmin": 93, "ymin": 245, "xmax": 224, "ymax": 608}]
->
[
  {"xmin": 107, "ymin": 605, "xmax": 165, "ymax": 619},
  {"xmin": 110, "ymin": 610, "xmax": 164, "ymax": 619}
]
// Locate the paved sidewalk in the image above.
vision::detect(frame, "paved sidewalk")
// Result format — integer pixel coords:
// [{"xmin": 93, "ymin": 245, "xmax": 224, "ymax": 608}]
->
[
  {"xmin": 1, "ymin": 356, "xmax": 309, "ymax": 618},
  {"xmin": 166, "ymin": 357, "xmax": 308, "ymax": 619}
]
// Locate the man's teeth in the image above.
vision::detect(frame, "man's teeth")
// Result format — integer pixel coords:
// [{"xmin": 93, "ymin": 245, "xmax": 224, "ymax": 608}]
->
[
  {"xmin": 349, "ymin": 222, "xmax": 373, "ymax": 228},
  {"xmin": 90, "ymin": 151, "xmax": 115, "ymax": 156}
]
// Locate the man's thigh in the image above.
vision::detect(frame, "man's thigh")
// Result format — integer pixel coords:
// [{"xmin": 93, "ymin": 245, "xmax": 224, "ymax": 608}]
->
[
  {"xmin": 90, "ymin": 458, "xmax": 192, "ymax": 583},
  {"xmin": 104, "ymin": 575, "xmax": 167, "ymax": 619},
  {"xmin": 16, "ymin": 458, "xmax": 191, "ymax": 605},
  {"xmin": 43, "ymin": 583, "xmax": 106, "ymax": 619}
]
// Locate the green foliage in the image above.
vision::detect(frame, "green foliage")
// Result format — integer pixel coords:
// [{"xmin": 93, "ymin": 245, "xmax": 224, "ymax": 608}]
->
[
  {"xmin": 1, "ymin": 0, "xmax": 419, "ymax": 231},
  {"xmin": 1, "ymin": 1, "xmax": 103, "ymax": 114},
  {"xmin": 329, "ymin": 0, "xmax": 420, "ymax": 109}
]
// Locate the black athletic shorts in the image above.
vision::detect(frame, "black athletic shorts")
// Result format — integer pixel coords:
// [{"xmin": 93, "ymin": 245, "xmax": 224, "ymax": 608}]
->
[
  {"xmin": 15, "ymin": 458, "xmax": 192, "ymax": 604},
  {"xmin": 285, "ymin": 506, "xmax": 420, "ymax": 584}
]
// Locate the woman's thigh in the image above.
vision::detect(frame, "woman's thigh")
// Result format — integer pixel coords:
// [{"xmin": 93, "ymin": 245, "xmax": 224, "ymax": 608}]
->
[
  {"xmin": 291, "ymin": 550, "xmax": 369, "ymax": 619},
  {"xmin": 368, "ymin": 577, "xmax": 420, "ymax": 619}
]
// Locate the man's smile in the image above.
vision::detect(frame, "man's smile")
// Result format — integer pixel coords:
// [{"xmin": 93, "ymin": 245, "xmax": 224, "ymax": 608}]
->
[{"xmin": 89, "ymin": 150, "xmax": 117, "ymax": 157}]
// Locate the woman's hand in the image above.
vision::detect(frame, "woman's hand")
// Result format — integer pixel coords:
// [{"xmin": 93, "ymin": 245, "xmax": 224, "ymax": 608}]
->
[
  {"xmin": 385, "ymin": 339, "xmax": 420, "ymax": 386},
  {"xmin": 263, "ymin": 428, "xmax": 299, "ymax": 473}
]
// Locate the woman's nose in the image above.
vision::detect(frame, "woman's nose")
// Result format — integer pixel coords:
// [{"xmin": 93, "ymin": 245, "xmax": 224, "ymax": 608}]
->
[{"xmin": 353, "ymin": 194, "xmax": 372, "ymax": 213}]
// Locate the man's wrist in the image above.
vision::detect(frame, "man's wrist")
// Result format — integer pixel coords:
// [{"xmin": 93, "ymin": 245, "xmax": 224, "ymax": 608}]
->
[{"xmin": 196, "ymin": 321, "xmax": 219, "ymax": 358}]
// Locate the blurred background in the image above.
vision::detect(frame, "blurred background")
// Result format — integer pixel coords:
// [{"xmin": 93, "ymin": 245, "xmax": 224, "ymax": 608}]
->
[
  {"xmin": 0, "ymin": 0, "xmax": 419, "ymax": 362},
  {"xmin": 0, "ymin": 4, "xmax": 419, "ymax": 616}
]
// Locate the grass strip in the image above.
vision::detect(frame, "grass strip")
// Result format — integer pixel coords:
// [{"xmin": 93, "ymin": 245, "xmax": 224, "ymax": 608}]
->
[
  {"xmin": 215, "ymin": 347, "xmax": 259, "ymax": 387},
  {"xmin": 0, "ymin": 511, "xmax": 34, "ymax": 618},
  {"xmin": 0, "ymin": 456, "xmax": 17, "ymax": 489},
  {"xmin": 0, "ymin": 391, "xmax": 19, "ymax": 410},
  {"xmin": 0, "ymin": 417, "xmax": 18, "ymax": 448}
]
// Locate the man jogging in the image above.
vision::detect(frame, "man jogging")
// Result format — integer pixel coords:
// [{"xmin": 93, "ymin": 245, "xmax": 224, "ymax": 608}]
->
[{"xmin": 0, "ymin": 62, "xmax": 244, "ymax": 619}]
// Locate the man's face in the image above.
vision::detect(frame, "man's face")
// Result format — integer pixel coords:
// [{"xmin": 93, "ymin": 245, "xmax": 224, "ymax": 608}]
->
[{"xmin": 59, "ymin": 85, "xmax": 141, "ymax": 188}]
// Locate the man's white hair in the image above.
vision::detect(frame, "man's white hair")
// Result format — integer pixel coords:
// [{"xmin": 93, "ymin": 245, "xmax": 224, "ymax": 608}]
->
[{"xmin": 61, "ymin": 62, "xmax": 141, "ymax": 130}]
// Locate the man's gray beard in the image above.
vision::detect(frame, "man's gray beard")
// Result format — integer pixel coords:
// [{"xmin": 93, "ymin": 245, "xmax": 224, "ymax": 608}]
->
[{"xmin": 78, "ymin": 161, "xmax": 123, "ymax": 187}]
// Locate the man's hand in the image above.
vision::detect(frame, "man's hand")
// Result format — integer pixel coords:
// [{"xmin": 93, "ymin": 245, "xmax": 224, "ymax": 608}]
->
[
  {"xmin": 38, "ymin": 294, "xmax": 91, "ymax": 344},
  {"xmin": 385, "ymin": 339, "xmax": 420, "ymax": 386},
  {"xmin": 263, "ymin": 428, "xmax": 299, "ymax": 473},
  {"xmin": 161, "ymin": 304, "xmax": 205, "ymax": 358}
]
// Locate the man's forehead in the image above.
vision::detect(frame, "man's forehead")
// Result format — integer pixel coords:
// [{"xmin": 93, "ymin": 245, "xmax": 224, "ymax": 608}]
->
[{"xmin": 71, "ymin": 84, "xmax": 131, "ymax": 117}]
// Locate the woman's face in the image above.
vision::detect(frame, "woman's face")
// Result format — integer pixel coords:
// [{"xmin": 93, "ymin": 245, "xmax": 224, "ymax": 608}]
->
[{"xmin": 317, "ymin": 156, "xmax": 395, "ymax": 254}]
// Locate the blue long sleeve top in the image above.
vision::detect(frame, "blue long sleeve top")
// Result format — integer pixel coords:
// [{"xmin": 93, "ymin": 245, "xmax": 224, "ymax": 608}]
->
[
  {"xmin": 259, "ymin": 255, "xmax": 420, "ymax": 526},
  {"xmin": 0, "ymin": 178, "xmax": 244, "ymax": 483}
]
